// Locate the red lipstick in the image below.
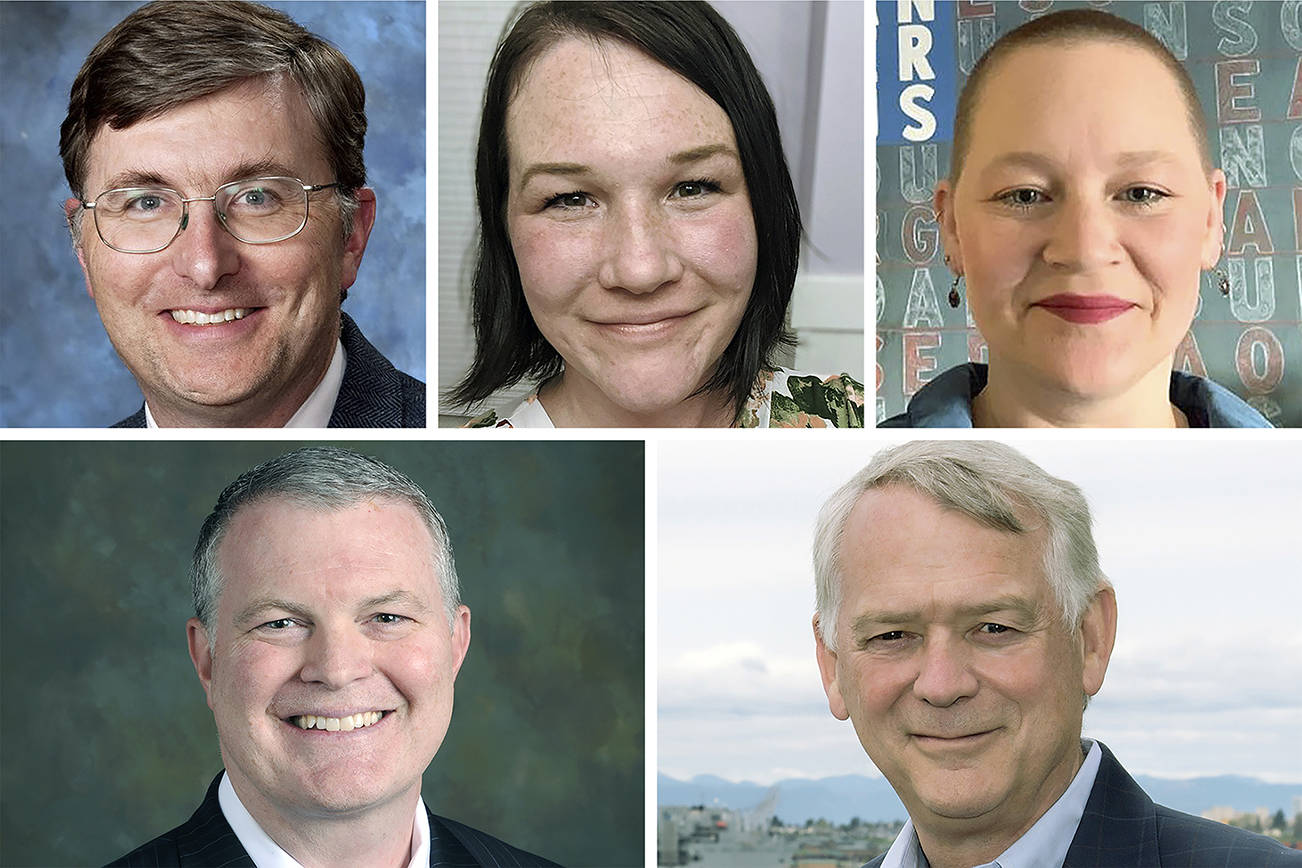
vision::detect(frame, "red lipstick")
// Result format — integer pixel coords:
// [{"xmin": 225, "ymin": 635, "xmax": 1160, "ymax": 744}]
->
[{"xmin": 1034, "ymin": 294, "xmax": 1135, "ymax": 324}]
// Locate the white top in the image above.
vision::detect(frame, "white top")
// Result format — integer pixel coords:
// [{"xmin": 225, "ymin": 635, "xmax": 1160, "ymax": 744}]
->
[
  {"xmin": 144, "ymin": 339, "xmax": 345, "ymax": 428},
  {"xmin": 880, "ymin": 740, "xmax": 1103, "ymax": 868},
  {"xmin": 217, "ymin": 771, "xmax": 430, "ymax": 868}
]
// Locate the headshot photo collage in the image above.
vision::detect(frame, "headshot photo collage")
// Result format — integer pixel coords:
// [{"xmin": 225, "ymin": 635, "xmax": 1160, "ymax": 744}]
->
[{"xmin": 0, "ymin": 3, "xmax": 1300, "ymax": 868}]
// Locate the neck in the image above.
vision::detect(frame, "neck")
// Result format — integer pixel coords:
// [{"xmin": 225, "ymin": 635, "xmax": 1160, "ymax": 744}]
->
[
  {"xmin": 912, "ymin": 741, "xmax": 1085, "ymax": 868},
  {"xmin": 143, "ymin": 340, "xmax": 335, "ymax": 428},
  {"xmin": 538, "ymin": 371, "xmax": 736, "ymax": 428},
  {"xmin": 972, "ymin": 356, "xmax": 1186, "ymax": 428},
  {"xmin": 227, "ymin": 772, "xmax": 419, "ymax": 868}
]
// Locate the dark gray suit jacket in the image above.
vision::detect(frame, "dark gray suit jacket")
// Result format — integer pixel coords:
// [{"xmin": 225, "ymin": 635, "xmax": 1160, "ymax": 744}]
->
[
  {"xmin": 104, "ymin": 773, "xmax": 561, "ymax": 867},
  {"xmin": 865, "ymin": 743, "xmax": 1300, "ymax": 867},
  {"xmin": 111, "ymin": 312, "xmax": 425, "ymax": 428}
]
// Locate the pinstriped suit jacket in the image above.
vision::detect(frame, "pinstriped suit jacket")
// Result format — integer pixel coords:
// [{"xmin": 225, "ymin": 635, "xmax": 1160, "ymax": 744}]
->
[
  {"xmin": 863, "ymin": 742, "xmax": 1300, "ymax": 867},
  {"xmin": 110, "ymin": 312, "xmax": 426, "ymax": 428},
  {"xmin": 104, "ymin": 774, "xmax": 561, "ymax": 867}
]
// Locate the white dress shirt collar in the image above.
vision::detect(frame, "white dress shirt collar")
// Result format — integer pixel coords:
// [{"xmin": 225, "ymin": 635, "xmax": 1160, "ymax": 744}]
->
[
  {"xmin": 144, "ymin": 338, "xmax": 345, "ymax": 428},
  {"xmin": 880, "ymin": 739, "xmax": 1103, "ymax": 868},
  {"xmin": 217, "ymin": 771, "xmax": 430, "ymax": 868}
]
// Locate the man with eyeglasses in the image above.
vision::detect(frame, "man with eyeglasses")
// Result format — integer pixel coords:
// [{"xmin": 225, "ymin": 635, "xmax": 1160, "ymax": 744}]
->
[{"xmin": 60, "ymin": 0, "xmax": 425, "ymax": 427}]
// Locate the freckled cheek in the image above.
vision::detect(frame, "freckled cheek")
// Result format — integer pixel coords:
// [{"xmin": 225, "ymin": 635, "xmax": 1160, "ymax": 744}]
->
[
  {"xmin": 676, "ymin": 208, "xmax": 758, "ymax": 299},
  {"xmin": 508, "ymin": 219, "xmax": 597, "ymax": 316}
]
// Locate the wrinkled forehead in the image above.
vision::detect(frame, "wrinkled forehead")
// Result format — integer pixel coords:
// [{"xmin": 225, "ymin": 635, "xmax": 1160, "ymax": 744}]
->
[
  {"xmin": 84, "ymin": 75, "xmax": 329, "ymax": 194},
  {"xmin": 839, "ymin": 485, "xmax": 1051, "ymax": 603}
]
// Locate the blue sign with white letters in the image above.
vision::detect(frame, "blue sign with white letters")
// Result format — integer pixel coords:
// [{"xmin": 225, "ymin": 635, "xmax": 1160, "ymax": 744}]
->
[{"xmin": 877, "ymin": 0, "xmax": 957, "ymax": 145}]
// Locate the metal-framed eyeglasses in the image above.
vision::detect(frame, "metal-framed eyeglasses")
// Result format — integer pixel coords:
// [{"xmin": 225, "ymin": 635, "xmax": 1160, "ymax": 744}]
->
[{"xmin": 79, "ymin": 176, "xmax": 341, "ymax": 254}]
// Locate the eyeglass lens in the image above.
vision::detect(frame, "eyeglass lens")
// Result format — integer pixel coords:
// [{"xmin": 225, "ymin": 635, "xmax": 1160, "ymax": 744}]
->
[{"xmin": 91, "ymin": 177, "xmax": 310, "ymax": 253}]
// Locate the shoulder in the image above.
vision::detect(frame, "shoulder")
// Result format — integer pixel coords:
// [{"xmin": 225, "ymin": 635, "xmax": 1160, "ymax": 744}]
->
[
  {"xmin": 111, "ymin": 406, "xmax": 147, "ymax": 428},
  {"xmin": 104, "ymin": 774, "xmax": 249, "ymax": 867},
  {"xmin": 464, "ymin": 410, "xmax": 509, "ymax": 428},
  {"xmin": 1154, "ymin": 804, "xmax": 1302, "ymax": 865},
  {"xmin": 862, "ymin": 853, "xmax": 887, "ymax": 868},
  {"xmin": 430, "ymin": 812, "xmax": 563, "ymax": 867},
  {"xmin": 463, "ymin": 392, "xmax": 552, "ymax": 429},
  {"xmin": 744, "ymin": 368, "xmax": 865, "ymax": 428},
  {"xmin": 1169, "ymin": 371, "xmax": 1273, "ymax": 428},
  {"xmin": 881, "ymin": 363, "xmax": 983, "ymax": 428},
  {"xmin": 333, "ymin": 312, "xmax": 426, "ymax": 427}
]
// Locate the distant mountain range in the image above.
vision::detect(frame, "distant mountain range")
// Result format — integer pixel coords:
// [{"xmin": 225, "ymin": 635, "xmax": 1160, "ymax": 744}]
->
[{"xmin": 658, "ymin": 771, "xmax": 1302, "ymax": 825}]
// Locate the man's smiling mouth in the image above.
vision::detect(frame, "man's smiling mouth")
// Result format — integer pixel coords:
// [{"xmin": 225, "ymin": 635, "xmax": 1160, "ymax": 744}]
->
[
  {"xmin": 289, "ymin": 710, "xmax": 388, "ymax": 732},
  {"xmin": 169, "ymin": 307, "xmax": 250, "ymax": 325}
]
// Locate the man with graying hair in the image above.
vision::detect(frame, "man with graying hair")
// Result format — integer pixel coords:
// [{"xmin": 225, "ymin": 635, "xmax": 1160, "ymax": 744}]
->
[
  {"xmin": 61, "ymin": 1, "xmax": 424, "ymax": 428},
  {"xmin": 812, "ymin": 441, "xmax": 1301, "ymax": 868},
  {"xmin": 108, "ymin": 446, "xmax": 558, "ymax": 867}
]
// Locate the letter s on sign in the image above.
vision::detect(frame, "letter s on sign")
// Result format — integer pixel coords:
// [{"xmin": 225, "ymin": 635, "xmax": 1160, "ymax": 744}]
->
[{"xmin": 900, "ymin": 83, "xmax": 937, "ymax": 142}]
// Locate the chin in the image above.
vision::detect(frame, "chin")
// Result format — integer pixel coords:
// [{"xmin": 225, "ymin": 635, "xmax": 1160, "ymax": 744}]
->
[
  {"xmin": 914, "ymin": 777, "xmax": 1006, "ymax": 821},
  {"xmin": 292, "ymin": 767, "xmax": 411, "ymax": 816}
]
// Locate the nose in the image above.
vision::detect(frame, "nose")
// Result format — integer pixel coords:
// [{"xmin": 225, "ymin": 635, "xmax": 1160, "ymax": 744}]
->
[
  {"xmin": 298, "ymin": 625, "xmax": 373, "ymax": 690},
  {"xmin": 168, "ymin": 199, "xmax": 240, "ymax": 290},
  {"xmin": 597, "ymin": 202, "xmax": 683, "ymax": 293},
  {"xmin": 1042, "ymin": 194, "xmax": 1123, "ymax": 272},
  {"xmin": 911, "ymin": 634, "xmax": 978, "ymax": 708}
]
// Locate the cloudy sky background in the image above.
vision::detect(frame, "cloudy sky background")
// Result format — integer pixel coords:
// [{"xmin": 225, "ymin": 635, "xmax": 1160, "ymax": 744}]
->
[{"xmin": 658, "ymin": 436, "xmax": 1302, "ymax": 786}]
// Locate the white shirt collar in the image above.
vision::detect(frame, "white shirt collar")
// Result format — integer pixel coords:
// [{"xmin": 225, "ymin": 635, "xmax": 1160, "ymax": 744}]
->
[
  {"xmin": 880, "ymin": 740, "xmax": 1102, "ymax": 868},
  {"xmin": 144, "ymin": 338, "xmax": 345, "ymax": 428},
  {"xmin": 502, "ymin": 393, "xmax": 556, "ymax": 428},
  {"xmin": 217, "ymin": 771, "xmax": 430, "ymax": 868}
]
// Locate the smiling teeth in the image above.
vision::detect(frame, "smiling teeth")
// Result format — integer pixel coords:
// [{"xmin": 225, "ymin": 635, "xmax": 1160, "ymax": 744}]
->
[
  {"xmin": 292, "ymin": 711, "xmax": 383, "ymax": 731},
  {"xmin": 170, "ymin": 308, "xmax": 248, "ymax": 325}
]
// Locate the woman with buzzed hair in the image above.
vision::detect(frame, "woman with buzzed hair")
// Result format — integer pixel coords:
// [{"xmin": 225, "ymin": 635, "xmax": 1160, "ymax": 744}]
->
[{"xmin": 883, "ymin": 9, "xmax": 1270, "ymax": 428}]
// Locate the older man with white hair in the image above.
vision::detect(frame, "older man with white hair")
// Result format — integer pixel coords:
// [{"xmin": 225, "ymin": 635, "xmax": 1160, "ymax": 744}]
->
[{"xmin": 813, "ymin": 440, "xmax": 1300, "ymax": 868}]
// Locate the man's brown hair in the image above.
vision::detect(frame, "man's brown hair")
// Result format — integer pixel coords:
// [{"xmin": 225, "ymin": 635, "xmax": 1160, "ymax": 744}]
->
[{"xmin": 60, "ymin": 1, "xmax": 367, "ymax": 206}]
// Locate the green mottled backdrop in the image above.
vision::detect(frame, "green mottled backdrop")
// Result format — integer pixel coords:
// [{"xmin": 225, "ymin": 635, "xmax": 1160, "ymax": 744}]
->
[{"xmin": 0, "ymin": 441, "xmax": 643, "ymax": 867}]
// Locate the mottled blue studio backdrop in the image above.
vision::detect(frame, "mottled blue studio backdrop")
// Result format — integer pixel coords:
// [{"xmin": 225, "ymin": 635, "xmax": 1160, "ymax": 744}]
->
[{"xmin": 0, "ymin": 1, "xmax": 425, "ymax": 427}]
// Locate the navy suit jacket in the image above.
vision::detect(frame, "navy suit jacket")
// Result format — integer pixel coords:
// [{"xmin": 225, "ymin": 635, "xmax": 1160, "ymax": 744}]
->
[
  {"xmin": 865, "ymin": 743, "xmax": 1300, "ymax": 867},
  {"xmin": 111, "ymin": 312, "xmax": 425, "ymax": 428},
  {"xmin": 105, "ymin": 773, "xmax": 561, "ymax": 868}
]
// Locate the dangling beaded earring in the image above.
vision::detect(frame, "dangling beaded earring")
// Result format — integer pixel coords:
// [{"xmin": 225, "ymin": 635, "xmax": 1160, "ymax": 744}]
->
[
  {"xmin": 944, "ymin": 254, "xmax": 961, "ymax": 309},
  {"xmin": 1214, "ymin": 268, "xmax": 1230, "ymax": 297}
]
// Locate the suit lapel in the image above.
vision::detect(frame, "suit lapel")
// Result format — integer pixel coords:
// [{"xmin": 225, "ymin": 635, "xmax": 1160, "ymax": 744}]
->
[
  {"xmin": 173, "ymin": 774, "xmax": 255, "ymax": 867},
  {"xmin": 1063, "ymin": 743, "xmax": 1160, "ymax": 868}
]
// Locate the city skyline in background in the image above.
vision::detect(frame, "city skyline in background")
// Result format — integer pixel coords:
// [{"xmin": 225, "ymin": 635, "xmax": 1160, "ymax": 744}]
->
[{"xmin": 658, "ymin": 438, "xmax": 1302, "ymax": 790}]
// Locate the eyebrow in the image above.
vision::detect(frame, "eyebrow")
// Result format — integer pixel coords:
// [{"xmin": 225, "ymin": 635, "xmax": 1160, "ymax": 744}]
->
[
  {"xmin": 515, "ymin": 143, "xmax": 741, "ymax": 192},
  {"xmin": 980, "ymin": 149, "xmax": 1182, "ymax": 177},
  {"xmin": 849, "ymin": 594, "xmax": 1042, "ymax": 636},
  {"xmin": 232, "ymin": 589, "xmax": 433, "ymax": 629},
  {"xmin": 99, "ymin": 158, "xmax": 301, "ymax": 195}
]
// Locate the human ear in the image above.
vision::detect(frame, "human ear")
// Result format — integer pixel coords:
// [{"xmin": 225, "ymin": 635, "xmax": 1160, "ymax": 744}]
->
[
  {"xmin": 1079, "ymin": 587, "xmax": 1117, "ymax": 698},
  {"xmin": 186, "ymin": 617, "xmax": 216, "ymax": 710},
  {"xmin": 449, "ymin": 605, "xmax": 472, "ymax": 680},
  {"xmin": 933, "ymin": 180, "xmax": 962, "ymax": 274},
  {"xmin": 64, "ymin": 198, "xmax": 95, "ymax": 300},
  {"xmin": 814, "ymin": 615, "xmax": 850, "ymax": 721},
  {"xmin": 340, "ymin": 188, "xmax": 378, "ymax": 291},
  {"xmin": 1201, "ymin": 169, "xmax": 1228, "ymax": 270}
]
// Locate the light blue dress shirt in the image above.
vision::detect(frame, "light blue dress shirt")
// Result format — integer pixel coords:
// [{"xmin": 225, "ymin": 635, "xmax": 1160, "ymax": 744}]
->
[{"xmin": 879, "ymin": 740, "xmax": 1103, "ymax": 868}]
